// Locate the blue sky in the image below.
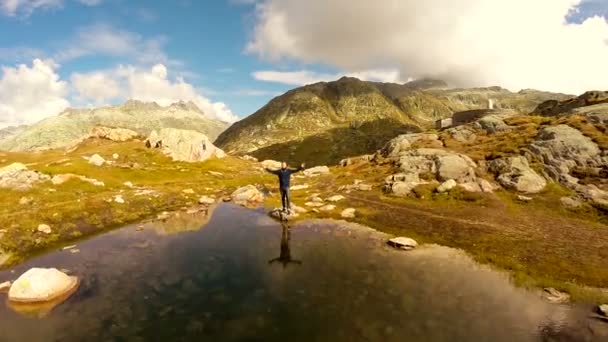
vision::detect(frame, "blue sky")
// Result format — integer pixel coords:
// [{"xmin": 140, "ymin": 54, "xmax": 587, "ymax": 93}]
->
[{"xmin": 0, "ymin": 0, "xmax": 607, "ymax": 127}]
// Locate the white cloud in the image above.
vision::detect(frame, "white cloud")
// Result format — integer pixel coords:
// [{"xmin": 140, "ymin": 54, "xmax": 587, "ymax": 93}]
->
[
  {"xmin": 247, "ymin": 0, "xmax": 608, "ymax": 94},
  {"xmin": 0, "ymin": 59, "xmax": 69, "ymax": 128},
  {"xmin": 55, "ymin": 23, "xmax": 169, "ymax": 65},
  {"xmin": 72, "ymin": 64, "xmax": 238, "ymax": 123},
  {"xmin": 1, "ymin": 0, "xmax": 62, "ymax": 16},
  {"xmin": 252, "ymin": 68, "xmax": 403, "ymax": 86},
  {"xmin": 0, "ymin": 0, "xmax": 101, "ymax": 16}
]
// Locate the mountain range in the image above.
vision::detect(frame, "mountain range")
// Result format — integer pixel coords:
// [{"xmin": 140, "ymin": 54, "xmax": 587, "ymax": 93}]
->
[{"xmin": 0, "ymin": 100, "xmax": 228, "ymax": 152}]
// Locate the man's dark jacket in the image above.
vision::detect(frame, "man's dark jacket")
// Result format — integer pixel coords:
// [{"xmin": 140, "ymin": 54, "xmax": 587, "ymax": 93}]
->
[{"xmin": 268, "ymin": 167, "xmax": 303, "ymax": 189}]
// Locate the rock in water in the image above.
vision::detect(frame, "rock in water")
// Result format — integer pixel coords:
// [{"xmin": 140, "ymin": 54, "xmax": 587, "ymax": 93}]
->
[
  {"xmin": 388, "ymin": 237, "xmax": 418, "ymax": 250},
  {"xmin": 8, "ymin": 268, "xmax": 79, "ymax": 303},
  {"xmin": 341, "ymin": 208, "xmax": 356, "ymax": 218},
  {"xmin": 146, "ymin": 128, "xmax": 225, "ymax": 162},
  {"xmin": 88, "ymin": 154, "xmax": 106, "ymax": 166},
  {"xmin": 269, "ymin": 208, "xmax": 299, "ymax": 221},
  {"xmin": 231, "ymin": 185, "xmax": 264, "ymax": 206},
  {"xmin": 0, "ymin": 281, "xmax": 11, "ymax": 292}
]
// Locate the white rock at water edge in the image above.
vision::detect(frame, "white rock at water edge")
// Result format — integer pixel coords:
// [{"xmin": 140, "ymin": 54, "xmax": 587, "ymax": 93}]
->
[
  {"xmin": 598, "ymin": 304, "xmax": 608, "ymax": 317},
  {"xmin": 37, "ymin": 224, "xmax": 52, "ymax": 234},
  {"xmin": 8, "ymin": 268, "xmax": 79, "ymax": 303},
  {"xmin": 0, "ymin": 281, "xmax": 11, "ymax": 292},
  {"xmin": 388, "ymin": 237, "xmax": 418, "ymax": 250}
]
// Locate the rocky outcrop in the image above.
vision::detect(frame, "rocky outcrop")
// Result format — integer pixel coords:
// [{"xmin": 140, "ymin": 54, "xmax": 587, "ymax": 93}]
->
[
  {"xmin": 52, "ymin": 174, "xmax": 105, "ymax": 187},
  {"xmin": 231, "ymin": 185, "xmax": 264, "ymax": 206},
  {"xmin": 8, "ymin": 268, "xmax": 79, "ymax": 303},
  {"xmin": 533, "ymin": 90, "xmax": 608, "ymax": 116},
  {"xmin": 529, "ymin": 125, "xmax": 602, "ymax": 183},
  {"xmin": 146, "ymin": 128, "xmax": 226, "ymax": 162},
  {"xmin": 0, "ymin": 163, "xmax": 50, "ymax": 190},
  {"xmin": 488, "ymin": 156, "xmax": 546, "ymax": 193},
  {"xmin": 381, "ymin": 133, "xmax": 443, "ymax": 158},
  {"xmin": 89, "ymin": 126, "xmax": 140, "ymax": 142}
]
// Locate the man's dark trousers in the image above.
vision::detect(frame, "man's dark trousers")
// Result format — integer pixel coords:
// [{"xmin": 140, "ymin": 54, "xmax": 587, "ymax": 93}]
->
[{"xmin": 280, "ymin": 188, "xmax": 291, "ymax": 212}]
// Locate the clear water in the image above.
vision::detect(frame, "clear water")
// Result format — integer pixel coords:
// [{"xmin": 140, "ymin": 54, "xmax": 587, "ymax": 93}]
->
[{"xmin": 0, "ymin": 204, "xmax": 600, "ymax": 341}]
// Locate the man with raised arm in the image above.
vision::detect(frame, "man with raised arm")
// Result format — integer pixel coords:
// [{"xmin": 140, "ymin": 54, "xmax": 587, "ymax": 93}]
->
[{"xmin": 265, "ymin": 161, "xmax": 305, "ymax": 214}]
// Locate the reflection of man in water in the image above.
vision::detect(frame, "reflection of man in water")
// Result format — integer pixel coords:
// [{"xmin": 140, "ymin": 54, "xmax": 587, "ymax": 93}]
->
[{"xmin": 268, "ymin": 222, "xmax": 301, "ymax": 268}]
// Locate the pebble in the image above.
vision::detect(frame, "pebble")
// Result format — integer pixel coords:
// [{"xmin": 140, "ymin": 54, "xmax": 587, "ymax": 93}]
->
[{"xmin": 37, "ymin": 224, "xmax": 52, "ymax": 234}]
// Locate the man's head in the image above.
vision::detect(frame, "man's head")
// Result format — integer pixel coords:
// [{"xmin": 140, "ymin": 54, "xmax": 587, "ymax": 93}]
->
[{"xmin": 281, "ymin": 162, "xmax": 287, "ymax": 169}]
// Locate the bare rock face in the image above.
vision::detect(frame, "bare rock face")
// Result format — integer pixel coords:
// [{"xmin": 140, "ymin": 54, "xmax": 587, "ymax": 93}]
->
[
  {"xmin": 488, "ymin": 156, "xmax": 546, "ymax": 193},
  {"xmin": 0, "ymin": 163, "xmax": 50, "ymax": 190},
  {"xmin": 8, "ymin": 268, "xmax": 79, "ymax": 303},
  {"xmin": 146, "ymin": 128, "xmax": 226, "ymax": 162},
  {"xmin": 529, "ymin": 125, "xmax": 601, "ymax": 181},
  {"xmin": 534, "ymin": 90, "xmax": 608, "ymax": 116}
]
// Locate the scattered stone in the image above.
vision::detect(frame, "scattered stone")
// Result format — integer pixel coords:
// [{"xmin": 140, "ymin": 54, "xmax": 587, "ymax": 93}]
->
[
  {"xmin": 478, "ymin": 179, "xmax": 499, "ymax": 193},
  {"xmin": 340, "ymin": 155, "xmax": 373, "ymax": 167},
  {"xmin": 312, "ymin": 208, "xmax": 320, "ymax": 213},
  {"xmin": 542, "ymin": 288, "xmax": 570, "ymax": 304},
  {"xmin": 37, "ymin": 224, "xmax": 52, "ymax": 234},
  {"xmin": 198, "ymin": 196, "xmax": 215, "ymax": 205},
  {"xmin": 341, "ymin": 208, "xmax": 356, "ymax": 218},
  {"xmin": 88, "ymin": 154, "xmax": 106, "ymax": 167},
  {"xmin": 19, "ymin": 197, "xmax": 32, "ymax": 205},
  {"xmin": 124, "ymin": 181, "xmax": 134, "ymax": 188},
  {"xmin": 326, "ymin": 195, "xmax": 345, "ymax": 202},
  {"xmin": 388, "ymin": 237, "xmax": 418, "ymax": 250},
  {"xmin": 311, "ymin": 196, "xmax": 324, "ymax": 203},
  {"xmin": 290, "ymin": 184, "xmax": 309, "ymax": 191},
  {"xmin": 291, "ymin": 205, "xmax": 307, "ymax": 214},
  {"xmin": 303, "ymin": 166, "xmax": 330, "ymax": 177},
  {"xmin": 182, "ymin": 189, "xmax": 195, "ymax": 194},
  {"xmin": 62, "ymin": 245, "xmax": 77, "ymax": 251},
  {"xmin": 8, "ymin": 268, "xmax": 79, "ymax": 303},
  {"xmin": 0, "ymin": 281, "xmax": 11, "ymax": 293},
  {"xmin": 69, "ymin": 249, "xmax": 80, "ymax": 254},
  {"xmin": 231, "ymin": 185, "xmax": 264, "ymax": 206},
  {"xmin": 157, "ymin": 212, "xmax": 171, "ymax": 220},
  {"xmin": 458, "ymin": 182, "xmax": 482, "ymax": 193},
  {"xmin": 241, "ymin": 155, "xmax": 258, "ymax": 162},
  {"xmin": 208, "ymin": 171, "xmax": 223, "ymax": 177},
  {"xmin": 112, "ymin": 153, "xmax": 119, "ymax": 159},
  {"xmin": 437, "ymin": 179, "xmax": 457, "ymax": 193},
  {"xmin": 319, "ymin": 204, "xmax": 335, "ymax": 212},
  {"xmin": 560, "ymin": 197, "xmax": 583, "ymax": 209},
  {"xmin": 305, "ymin": 202, "xmax": 325, "ymax": 208},
  {"xmin": 51, "ymin": 174, "xmax": 105, "ymax": 187},
  {"xmin": 517, "ymin": 195, "xmax": 533, "ymax": 202},
  {"xmin": 114, "ymin": 195, "xmax": 125, "ymax": 204}
]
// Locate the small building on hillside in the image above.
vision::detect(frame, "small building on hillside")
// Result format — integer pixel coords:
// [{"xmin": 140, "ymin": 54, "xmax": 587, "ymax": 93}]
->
[{"xmin": 435, "ymin": 99, "xmax": 497, "ymax": 129}]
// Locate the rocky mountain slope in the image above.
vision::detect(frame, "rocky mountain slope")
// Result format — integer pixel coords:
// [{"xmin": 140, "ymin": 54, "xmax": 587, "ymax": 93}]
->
[
  {"xmin": 0, "ymin": 100, "xmax": 228, "ymax": 152},
  {"xmin": 215, "ymin": 77, "xmax": 569, "ymax": 165}
]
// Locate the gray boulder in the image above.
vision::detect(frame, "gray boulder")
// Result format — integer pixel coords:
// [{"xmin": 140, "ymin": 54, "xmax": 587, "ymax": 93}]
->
[
  {"xmin": 474, "ymin": 115, "xmax": 512, "ymax": 134},
  {"xmin": 303, "ymin": 166, "xmax": 330, "ymax": 177},
  {"xmin": 447, "ymin": 127, "xmax": 477, "ymax": 143},
  {"xmin": 231, "ymin": 185, "xmax": 264, "ymax": 206},
  {"xmin": 489, "ymin": 156, "xmax": 546, "ymax": 193},
  {"xmin": 381, "ymin": 133, "xmax": 442, "ymax": 157},
  {"xmin": 0, "ymin": 163, "xmax": 50, "ymax": 190},
  {"xmin": 8, "ymin": 268, "xmax": 79, "ymax": 303},
  {"xmin": 436, "ymin": 154, "xmax": 476, "ymax": 182},
  {"xmin": 146, "ymin": 128, "xmax": 225, "ymax": 162}
]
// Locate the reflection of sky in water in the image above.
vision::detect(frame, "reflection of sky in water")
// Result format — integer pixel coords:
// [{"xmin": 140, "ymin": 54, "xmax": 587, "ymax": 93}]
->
[{"xmin": 0, "ymin": 204, "xmax": 600, "ymax": 341}]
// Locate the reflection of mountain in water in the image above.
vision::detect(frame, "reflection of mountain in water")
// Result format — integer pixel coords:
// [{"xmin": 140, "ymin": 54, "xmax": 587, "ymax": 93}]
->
[{"xmin": 152, "ymin": 206, "xmax": 216, "ymax": 235}]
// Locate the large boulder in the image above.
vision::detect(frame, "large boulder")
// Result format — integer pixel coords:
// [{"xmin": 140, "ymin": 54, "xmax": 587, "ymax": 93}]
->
[
  {"xmin": 436, "ymin": 154, "xmax": 476, "ymax": 183},
  {"xmin": 231, "ymin": 185, "xmax": 264, "ymax": 206},
  {"xmin": 488, "ymin": 156, "xmax": 546, "ymax": 193},
  {"xmin": 0, "ymin": 163, "xmax": 50, "ymax": 190},
  {"xmin": 529, "ymin": 125, "xmax": 601, "ymax": 180},
  {"xmin": 89, "ymin": 126, "xmax": 139, "ymax": 142},
  {"xmin": 474, "ymin": 115, "xmax": 512, "ymax": 134},
  {"xmin": 261, "ymin": 160, "xmax": 282, "ymax": 171},
  {"xmin": 303, "ymin": 166, "xmax": 330, "ymax": 177},
  {"xmin": 146, "ymin": 128, "xmax": 225, "ymax": 162},
  {"xmin": 8, "ymin": 268, "xmax": 79, "ymax": 303}
]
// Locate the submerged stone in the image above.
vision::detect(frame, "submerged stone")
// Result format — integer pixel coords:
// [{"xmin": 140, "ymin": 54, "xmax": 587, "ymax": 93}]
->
[{"xmin": 8, "ymin": 268, "xmax": 79, "ymax": 303}]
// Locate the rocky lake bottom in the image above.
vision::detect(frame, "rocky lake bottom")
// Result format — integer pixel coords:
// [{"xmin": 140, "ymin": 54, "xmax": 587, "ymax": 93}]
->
[{"xmin": 0, "ymin": 204, "xmax": 605, "ymax": 342}]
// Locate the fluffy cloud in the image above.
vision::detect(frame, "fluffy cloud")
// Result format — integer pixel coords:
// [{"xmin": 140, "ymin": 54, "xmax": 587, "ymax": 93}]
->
[
  {"xmin": 0, "ymin": 59, "xmax": 69, "ymax": 128},
  {"xmin": 253, "ymin": 69, "xmax": 403, "ymax": 86},
  {"xmin": 72, "ymin": 64, "xmax": 238, "ymax": 122},
  {"xmin": 0, "ymin": 0, "xmax": 101, "ymax": 16},
  {"xmin": 56, "ymin": 23, "xmax": 168, "ymax": 65},
  {"xmin": 247, "ymin": 0, "xmax": 608, "ymax": 94}
]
